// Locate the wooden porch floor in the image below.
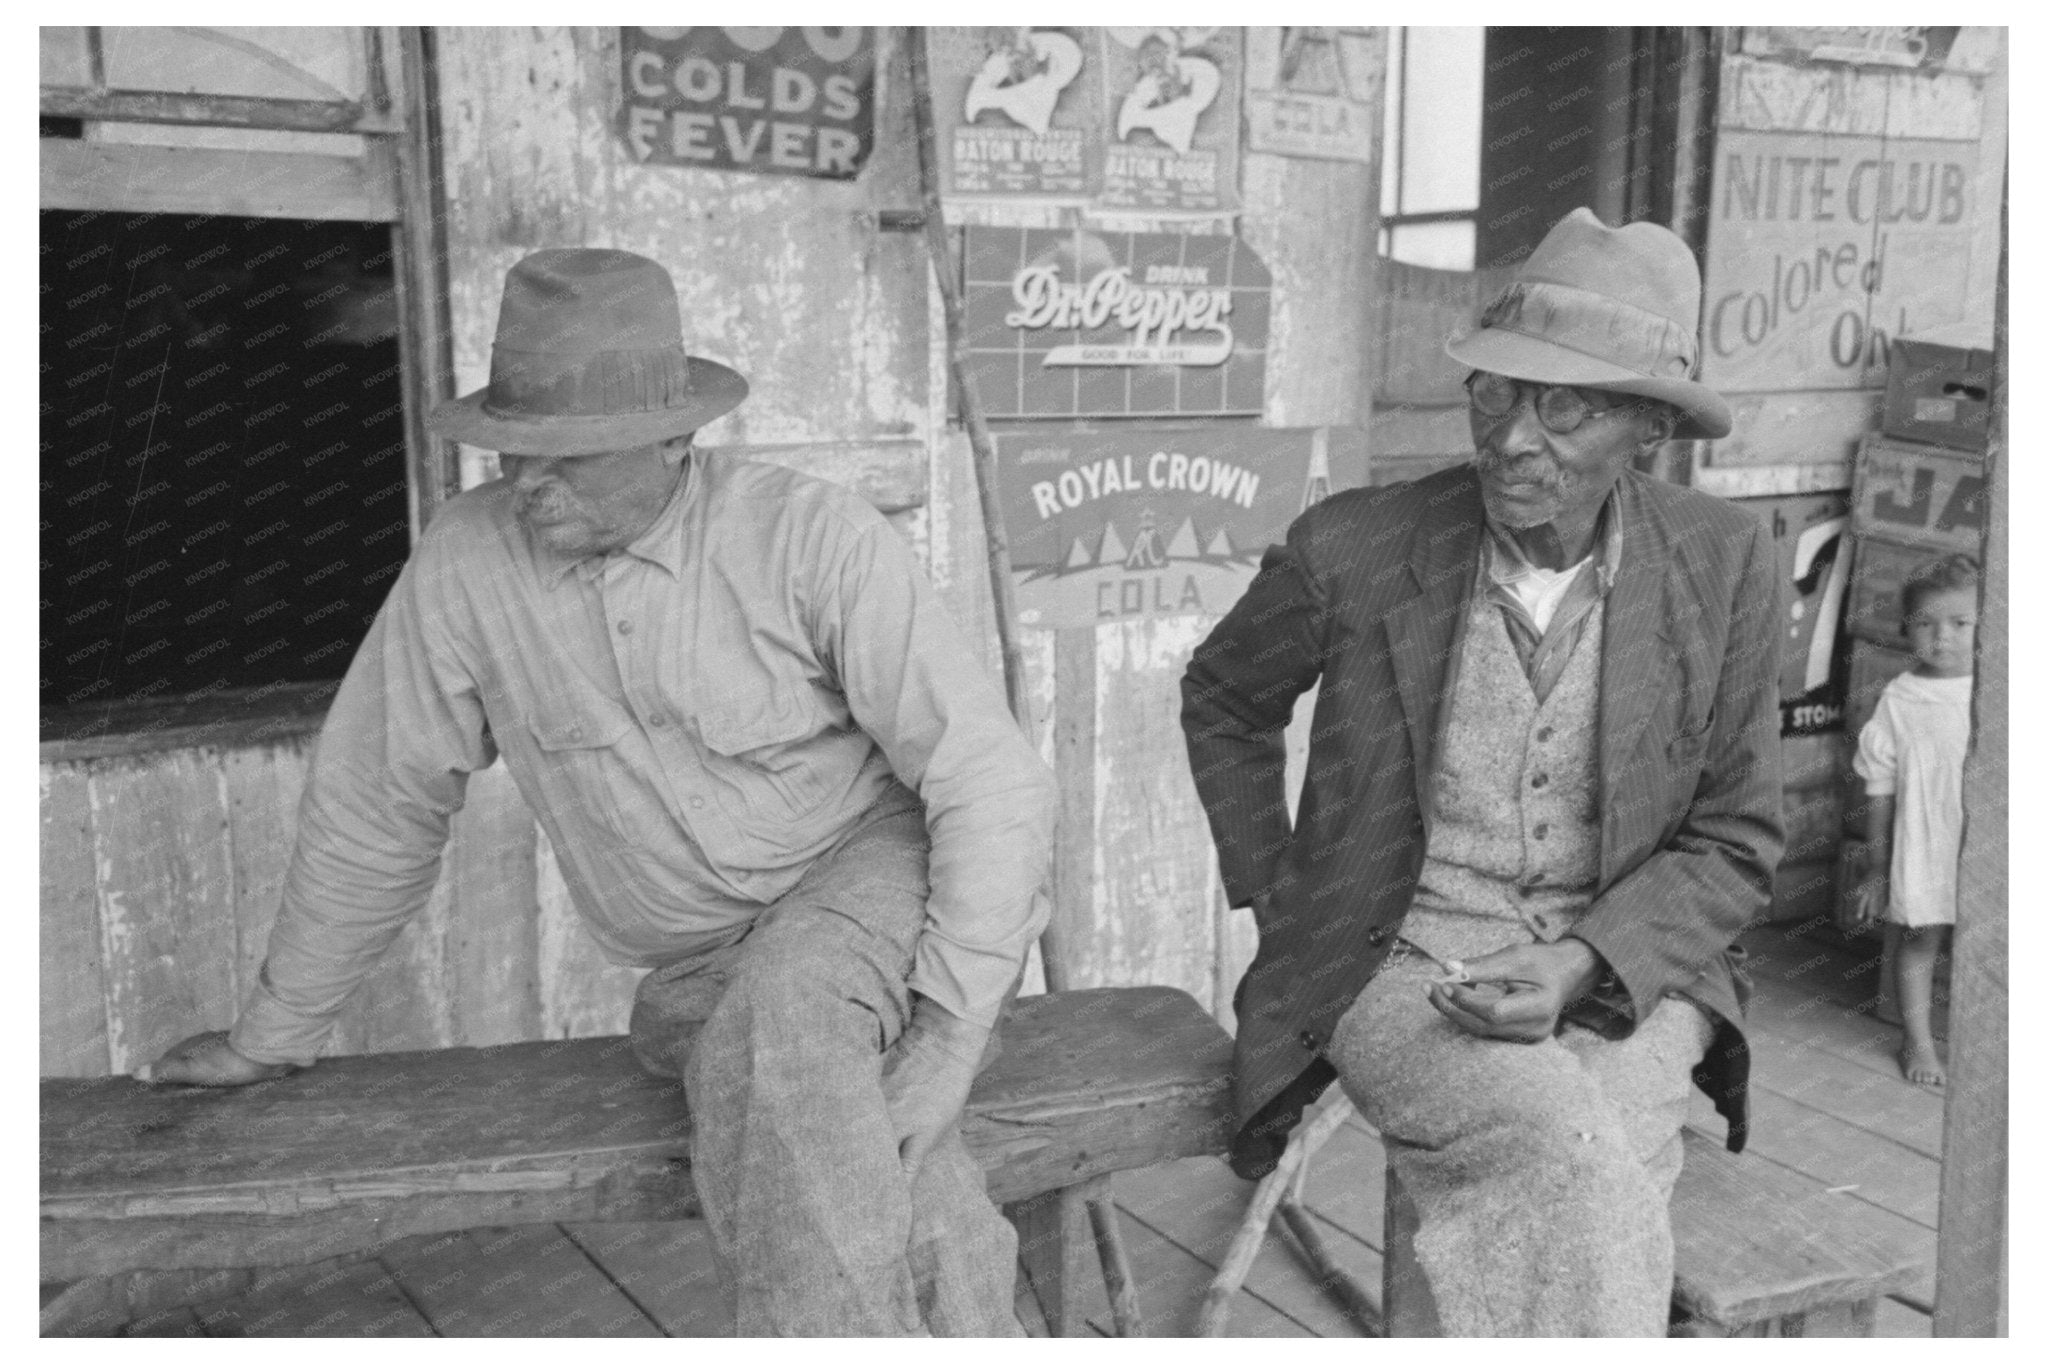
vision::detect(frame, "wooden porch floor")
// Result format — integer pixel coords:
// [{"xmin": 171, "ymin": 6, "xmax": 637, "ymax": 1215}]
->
[{"xmin": 73, "ymin": 920, "xmax": 1947, "ymax": 1338}]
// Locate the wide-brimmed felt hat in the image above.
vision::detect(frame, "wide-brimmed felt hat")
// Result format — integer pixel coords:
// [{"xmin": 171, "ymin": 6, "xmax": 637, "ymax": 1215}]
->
[
  {"xmin": 430, "ymin": 248, "xmax": 748, "ymax": 456},
  {"xmin": 1445, "ymin": 208, "xmax": 1731, "ymax": 439}
]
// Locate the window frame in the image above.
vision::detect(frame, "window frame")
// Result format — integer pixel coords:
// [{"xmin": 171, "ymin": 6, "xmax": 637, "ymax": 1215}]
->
[{"xmin": 38, "ymin": 26, "xmax": 455, "ymax": 757}]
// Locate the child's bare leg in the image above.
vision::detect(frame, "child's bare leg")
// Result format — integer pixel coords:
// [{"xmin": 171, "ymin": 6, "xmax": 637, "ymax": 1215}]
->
[
  {"xmin": 1895, "ymin": 926, "xmax": 1948, "ymax": 1086},
  {"xmin": 1876, "ymin": 923, "xmax": 1903, "ymax": 1025}
]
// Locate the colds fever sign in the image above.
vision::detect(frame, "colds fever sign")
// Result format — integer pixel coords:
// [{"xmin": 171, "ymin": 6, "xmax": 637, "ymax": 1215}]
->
[{"xmin": 620, "ymin": 27, "xmax": 874, "ymax": 179}]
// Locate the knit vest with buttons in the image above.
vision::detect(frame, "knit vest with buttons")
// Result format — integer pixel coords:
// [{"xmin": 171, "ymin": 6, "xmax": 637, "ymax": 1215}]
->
[{"xmin": 1399, "ymin": 593, "xmax": 1606, "ymax": 965}]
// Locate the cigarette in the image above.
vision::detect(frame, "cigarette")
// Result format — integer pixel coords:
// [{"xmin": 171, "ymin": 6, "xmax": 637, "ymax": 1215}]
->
[{"xmin": 1435, "ymin": 960, "xmax": 1470, "ymax": 985}]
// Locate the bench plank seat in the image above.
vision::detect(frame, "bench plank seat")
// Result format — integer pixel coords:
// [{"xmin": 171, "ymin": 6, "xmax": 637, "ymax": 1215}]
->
[
  {"xmin": 1385, "ymin": 1127, "xmax": 1927, "ymax": 1337},
  {"xmin": 43, "ymin": 985, "xmax": 1235, "ymax": 1285},
  {"xmin": 1669, "ymin": 1129, "xmax": 1925, "ymax": 1332}
]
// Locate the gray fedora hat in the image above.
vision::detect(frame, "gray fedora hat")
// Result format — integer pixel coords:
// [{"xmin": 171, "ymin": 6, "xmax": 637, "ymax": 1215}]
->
[
  {"xmin": 1445, "ymin": 208, "xmax": 1732, "ymax": 439},
  {"xmin": 429, "ymin": 248, "xmax": 748, "ymax": 456}
]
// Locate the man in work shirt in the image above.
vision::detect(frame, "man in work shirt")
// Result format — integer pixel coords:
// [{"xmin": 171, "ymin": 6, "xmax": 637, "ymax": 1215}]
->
[
  {"xmin": 144, "ymin": 248, "xmax": 1057, "ymax": 1337},
  {"xmin": 1182, "ymin": 209, "xmax": 1785, "ymax": 1335}
]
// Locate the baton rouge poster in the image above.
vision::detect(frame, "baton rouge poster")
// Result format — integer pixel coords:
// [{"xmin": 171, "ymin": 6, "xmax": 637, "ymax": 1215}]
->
[
  {"xmin": 926, "ymin": 27, "xmax": 1242, "ymax": 221},
  {"xmin": 996, "ymin": 427, "xmax": 1357, "ymax": 629},
  {"xmin": 964, "ymin": 226, "xmax": 1270, "ymax": 419},
  {"xmin": 618, "ymin": 27, "xmax": 875, "ymax": 179}
]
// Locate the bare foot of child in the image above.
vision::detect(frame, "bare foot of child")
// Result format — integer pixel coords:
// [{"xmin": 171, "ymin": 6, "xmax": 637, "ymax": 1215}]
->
[{"xmin": 1898, "ymin": 1042, "xmax": 1945, "ymax": 1087}]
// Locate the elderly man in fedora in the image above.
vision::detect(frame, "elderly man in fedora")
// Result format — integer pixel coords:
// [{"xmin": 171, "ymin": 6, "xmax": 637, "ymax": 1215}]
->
[
  {"xmin": 1182, "ymin": 208, "xmax": 1785, "ymax": 1335},
  {"xmin": 142, "ymin": 248, "xmax": 1056, "ymax": 1336}
]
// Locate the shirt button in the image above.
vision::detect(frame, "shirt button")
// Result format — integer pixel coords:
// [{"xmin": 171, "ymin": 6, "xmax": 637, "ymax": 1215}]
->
[
  {"xmin": 1532, "ymin": 913, "xmax": 1550, "ymax": 932},
  {"xmin": 566, "ymin": 725, "xmax": 583, "ymax": 741},
  {"xmin": 650, "ymin": 713, "xmax": 667, "ymax": 728},
  {"xmin": 616, "ymin": 620, "xmax": 633, "ymax": 635},
  {"xmin": 1530, "ymin": 772, "xmax": 1549, "ymax": 789},
  {"xmin": 689, "ymin": 796, "xmax": 707, "ymax": 810},
  {"xmin": 1536, "ymin": 727, "xmax": 1553, "ymax": 742},
  {"xmin": 1367, "ymin": 926, "xmax": 1390, "ymax": 947},
  {"xmin": 1298, "ymin": 1030, "xmax": 1321, "ymax": 1051},
  {"xmin": 1533, "ymin": 823, "xmax": 1549, "ymax": 840}
]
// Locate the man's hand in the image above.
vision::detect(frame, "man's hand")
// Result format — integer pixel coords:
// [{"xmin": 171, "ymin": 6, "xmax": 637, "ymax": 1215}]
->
[
  {"xmin": 1852, "ymin": 874, "xmax": 1890, "ymax": 925},
  {"xmin": 879, "ymin": 998, "xmax": 992, "ymax": 1176},
  {"xmin": 1427, "ymin": 939, "xmax": 1604, "ymax": 1044},
  {"xmin": 136, "ymin": 1031, "xmax": 296, "ymax": 1087}
]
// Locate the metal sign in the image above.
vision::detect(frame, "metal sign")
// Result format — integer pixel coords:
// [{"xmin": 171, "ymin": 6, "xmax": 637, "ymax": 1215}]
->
[
  {"xmin": 1749, "ymin": 491, "xmax": 1854, "ymax": 736},
  {"xmin": 1851, "ymin": 437, "xmax": 1987, "ymax": 554},
  {"xmin": 964, "ymin": 225, "xmax": 1270, "ymax": 418},
  {"xmin": 619, "ymin": 27, "xmax": 875, "ymax": 179},
  {"xmin": 995, "ymin": 426, "xmax": 1356, "ymax": 628},
  {"xmin": 1244, "ymin": 27, "xmax": 1383, "ymax": 163}
]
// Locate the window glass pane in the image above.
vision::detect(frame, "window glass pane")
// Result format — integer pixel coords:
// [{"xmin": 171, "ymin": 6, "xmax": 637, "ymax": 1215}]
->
[
  {"xmin": 1387, "ymin": 219, "xmax": 1475, "ymax": 272},
  {"xmin": 1397, "ymin": 26, "xmax": 1482, "ymax": 214},
  {"xmin": 100, "ymin": 27, "xmax": 365, "ymax": 102}
]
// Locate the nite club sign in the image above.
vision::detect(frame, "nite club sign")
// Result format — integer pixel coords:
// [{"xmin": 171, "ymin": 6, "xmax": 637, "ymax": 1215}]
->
[
  {"xmin": 965, "ymin": 226, "xmax": 1270, "ymax": 419},
  {"xmin": 1702, "ymin": 129, "xmax": 1980, "ymax": 392}
]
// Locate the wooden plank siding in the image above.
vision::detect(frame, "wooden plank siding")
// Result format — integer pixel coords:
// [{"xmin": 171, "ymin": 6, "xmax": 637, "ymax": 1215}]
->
[
  {"xmin": 40, "ymin": 765, "xmax": 110, "ymax": 1075},
  {"xmin": 87, "ymin": 751, "xmax": 240, "ymax": 1075},
  {"xmin": 38, "ymin": 742, "xmax": 644, "ymax": 1078}
]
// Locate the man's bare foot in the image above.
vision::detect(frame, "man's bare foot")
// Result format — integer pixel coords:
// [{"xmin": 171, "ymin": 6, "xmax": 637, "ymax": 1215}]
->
[{"xmin": 1898, "ymin": 1042, "xmax": 1945, "ymax": 1087}]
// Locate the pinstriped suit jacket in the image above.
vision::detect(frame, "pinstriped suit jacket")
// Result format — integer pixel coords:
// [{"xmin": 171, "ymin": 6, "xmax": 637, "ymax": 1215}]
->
[{"xmin": 1182, "ymin": 464, "xmax": 1785, "ymax": 1180}]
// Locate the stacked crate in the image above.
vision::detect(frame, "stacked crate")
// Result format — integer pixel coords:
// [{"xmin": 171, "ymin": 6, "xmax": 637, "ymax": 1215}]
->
[{"xmin": 1834, "ymin": 338, "xmax": 1994, "ymax": 925}]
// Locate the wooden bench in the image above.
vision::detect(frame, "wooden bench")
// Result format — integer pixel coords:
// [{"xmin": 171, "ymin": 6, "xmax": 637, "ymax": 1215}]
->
[
  {"xmin": 1383, "ymin": 1128, "xmax": 1926, "ymax": 1336},
  {"xmin": 42, "ymin": 985, "xmax": 1234, "ymax": 1338}
]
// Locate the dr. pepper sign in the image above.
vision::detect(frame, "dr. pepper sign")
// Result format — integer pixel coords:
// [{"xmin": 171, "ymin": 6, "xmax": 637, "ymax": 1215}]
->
[
  {"xmin": 966, "ymin": 226, "xmax": 1270, "ymax": 418},
  {"xmin": 620, "ymin": 27, "xmax": 874, "ymax": 179}
]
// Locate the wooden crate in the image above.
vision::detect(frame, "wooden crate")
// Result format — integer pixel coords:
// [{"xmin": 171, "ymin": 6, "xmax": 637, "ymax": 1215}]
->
[{"xmin": 1850, "ymin": 437, "xmax": 1988, "ymax": 556}]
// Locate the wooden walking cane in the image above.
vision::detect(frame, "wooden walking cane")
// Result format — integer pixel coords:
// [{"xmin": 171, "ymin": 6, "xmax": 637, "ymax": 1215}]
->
[
  {"xmin": 1195, "ymin": 1094, "xmax": 1382, "ymax": 1336},
  {"xmin": 904, "ymin": 28, "xmax": 1141, "ymax": 1337}
]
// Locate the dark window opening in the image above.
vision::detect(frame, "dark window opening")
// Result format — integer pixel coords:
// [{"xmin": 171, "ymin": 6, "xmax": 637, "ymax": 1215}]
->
[
  {"xmin": 1477, "ymin": 28, "xmax": 1648, "ymax": 269},
  {"xmin": 40, "ymin": 116, "xmax": 85, "ymax": 139},
  {"xmin": 40, "ymin": 209, "xmax": 409, "ymax": 715}
]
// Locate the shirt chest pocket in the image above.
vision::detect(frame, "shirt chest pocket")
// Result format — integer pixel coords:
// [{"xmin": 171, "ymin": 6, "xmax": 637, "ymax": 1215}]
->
[
  {"xmin": 695, "ymin": 686, "xmax": 833, "ymax": 825},
  {"xmin": 527, "ymin": 695, "xmax": 639, "ymax": 841}
]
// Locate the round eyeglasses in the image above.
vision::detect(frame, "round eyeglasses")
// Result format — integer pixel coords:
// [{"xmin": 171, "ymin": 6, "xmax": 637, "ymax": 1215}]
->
[{"xmin": 1465, "ymin": 372, "xmax": 1631, "ymax": 436}]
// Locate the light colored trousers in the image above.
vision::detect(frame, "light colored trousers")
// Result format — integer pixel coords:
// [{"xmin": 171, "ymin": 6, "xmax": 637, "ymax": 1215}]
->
[
  {"xmin": 628, "ymin": 803, "xmax": 1023, "ymax": 1337},
  {"xmin": 1331, "ymin": 954, "xmax": 1713, "ymax": 1337}
]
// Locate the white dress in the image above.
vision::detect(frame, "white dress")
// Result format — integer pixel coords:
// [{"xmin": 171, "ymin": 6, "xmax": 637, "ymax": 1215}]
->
[{"xmin": 1851, "ymin": 671, "xmax": 1973, "ymax": 927}]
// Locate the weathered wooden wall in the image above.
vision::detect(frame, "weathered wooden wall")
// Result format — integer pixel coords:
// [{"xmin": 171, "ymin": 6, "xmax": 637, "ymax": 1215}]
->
[
  {"xmin": 38, "ymin": 740, "xmax": 651, "ymax": 1077},
  {"xmin": 39, "ymin": 27, "xmax": 1394, "ymax": 1073}
]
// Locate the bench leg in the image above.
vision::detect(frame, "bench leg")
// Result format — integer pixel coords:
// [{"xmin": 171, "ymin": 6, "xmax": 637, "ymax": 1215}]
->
[
  {"xmin": 1007, "ymin": 1182, "xmax": 1096, "ymax": 1337},
  {"xmin": 1381, "ymin": 1165, "xmax": 1442, "ymax": 1336},
  {"xmin": 1005, "ymin": 1175, "xmax": 1143, "ymax": 1337},
  {"xmin": 1086, "ymin": 1190, "xmax": 1145, "ymax": 1337}
]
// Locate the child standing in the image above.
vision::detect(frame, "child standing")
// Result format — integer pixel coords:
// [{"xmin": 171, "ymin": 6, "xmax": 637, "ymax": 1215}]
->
[{"xmin": 1851, "ymin": 552, "xmax": 1979, "ymax": 1087}]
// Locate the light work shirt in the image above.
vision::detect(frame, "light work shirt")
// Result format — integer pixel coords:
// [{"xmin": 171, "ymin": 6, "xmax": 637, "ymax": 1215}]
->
[{"xmin": 232, "ymin": 451, "xmax": 1056, "ymax": 1064}]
